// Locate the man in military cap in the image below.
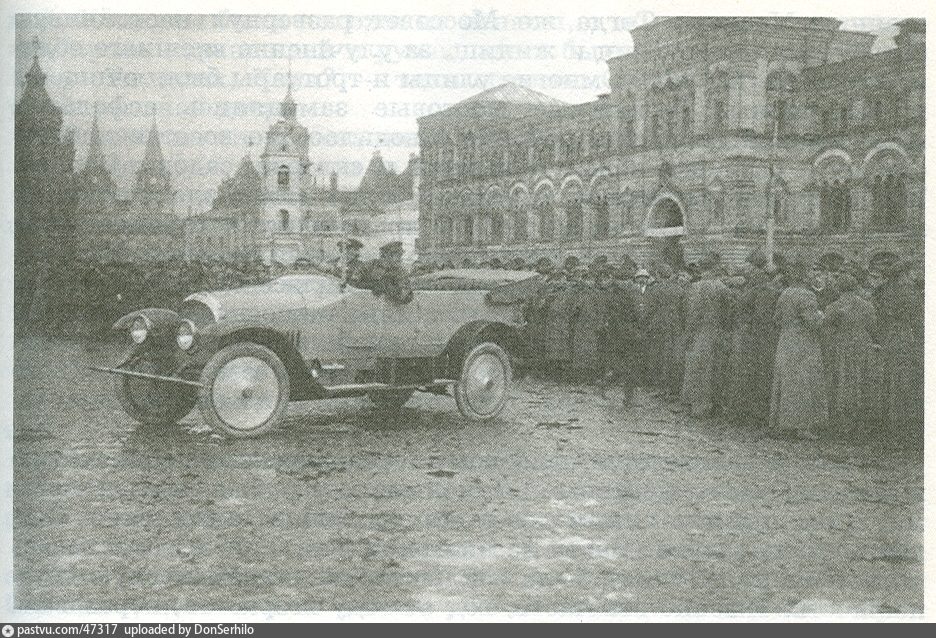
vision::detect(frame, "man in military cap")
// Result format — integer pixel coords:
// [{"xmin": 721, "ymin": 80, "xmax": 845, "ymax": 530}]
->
[{"xmin": 369, "ymin": 241, "xmax": 413, "ymax": 304}]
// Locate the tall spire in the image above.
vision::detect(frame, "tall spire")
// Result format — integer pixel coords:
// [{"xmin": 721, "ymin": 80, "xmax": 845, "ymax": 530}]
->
[
  {"xmin": 140, "ymin": 118, "xmax": 167, "ymax": 175},
  {"xmin": 85, "ymin": 105, "xmax": 106, "ymax": 170},
  {"xmin": 17, "ymin": 36, "xmax": 62, "ymax": 132},
  {"xmin": 280, "ymin": 57, "xmax": 297, "ymax": 120},
  {"xmin": 22, "ymin": 38, "xmax": 49, "ymax": 104}
]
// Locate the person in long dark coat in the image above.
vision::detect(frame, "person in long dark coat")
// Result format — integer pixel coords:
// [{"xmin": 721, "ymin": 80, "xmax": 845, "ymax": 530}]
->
[
  {"xmin": 823, "ymin": 274, "xmax": 878, "ymax": 438},
  {"xmin": 680, "ymin": 254, "xmax": 733, "ymax": 418},
  {"xmin": 744, "ymin": 269, "xmax": 781, "ymax": 427},
  {"xmin": 725, "ymin": 273, "xmax": 755, "ymax": 425},
  {"xmin": 646, "ymin": 264, "xmax": 686, "ymax": 400},
  {"xmin": 521, "ymin": 258, "xmax": 556, "ymax": 373},
  {"xmin": 769, "ymin": 261, "xmax": 827, "ymax": 439},
  {"xmin": 570, "ymin": 269, "xmax": 608, "ymax": 383},
  {"xmin": 875, "ymin": 262, "xmax": 924, "ymax": 441},
  {"xmin": 546, "ymin": 271, "xmax": 575, "ymax": 379},
  {"xmin": 606, "ymin": 266, "xmax": 641, "ymax": 406},
  {"xmin": 720, "ymin": 274, "xmax": 746, "ymax": 417}
]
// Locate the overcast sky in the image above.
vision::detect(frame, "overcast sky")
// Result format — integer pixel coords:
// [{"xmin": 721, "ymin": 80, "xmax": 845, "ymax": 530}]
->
[{"xmin": 14, "ymin": 12, "xmax": 898, "ymax": 214}]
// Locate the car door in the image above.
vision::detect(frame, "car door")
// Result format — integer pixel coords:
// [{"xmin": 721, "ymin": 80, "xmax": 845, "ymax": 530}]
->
[
  {"xmin": 376, "ymin": 293, "xmax": 420, "ymax": 357},
  {"xmin": 340, "ymin": 287, "xmax": 382, "ymax": 359}
]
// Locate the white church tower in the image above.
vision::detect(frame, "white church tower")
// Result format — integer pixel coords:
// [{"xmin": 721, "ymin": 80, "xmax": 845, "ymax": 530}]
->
[{"xmin": 259, "ymin": 79, "xmax": 311, "ymax": 265}]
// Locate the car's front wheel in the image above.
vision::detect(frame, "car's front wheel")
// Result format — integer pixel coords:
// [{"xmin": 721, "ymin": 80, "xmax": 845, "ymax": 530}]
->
[
  {"xmin": 198, "ymin": 342, "xmax": 290, "ymax": 438},
  {"xmin": 454, "ymin": 342, "xmax": 512, "ymax": 421},
  {"xmin": 116, "ymin": 354, "xmax": 197, "ymax": 426}
]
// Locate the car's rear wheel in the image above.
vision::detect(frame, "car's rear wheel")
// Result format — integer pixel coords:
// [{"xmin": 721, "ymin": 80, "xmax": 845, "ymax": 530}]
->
[
  {"xmin": 454, "ymin": 342, "xmax": 511, "ymax": 421},
  {"xmin": 198, "ymin": 342, "xmax": 290, "ymax": 438},
  {"xmin": 116, "ymin": 355, "xmax": 196, "ymax": 426},
  {"xmin": 367, "ymin": 389, "xmax": 414, "ymax": 412}
]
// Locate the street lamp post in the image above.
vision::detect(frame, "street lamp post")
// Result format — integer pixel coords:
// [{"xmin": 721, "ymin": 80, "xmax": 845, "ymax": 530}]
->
[{"xmin": 765, "ymin": 115, "xmax": 778, "ymax": 271}]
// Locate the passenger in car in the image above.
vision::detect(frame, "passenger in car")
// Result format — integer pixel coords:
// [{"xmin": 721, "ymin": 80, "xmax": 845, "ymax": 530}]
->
[{"xmin": 367, "ymin": 241, "xmax": 413, "ymax": 304}]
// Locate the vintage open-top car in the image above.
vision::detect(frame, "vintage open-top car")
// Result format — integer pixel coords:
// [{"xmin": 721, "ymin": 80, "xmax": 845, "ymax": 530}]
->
[{"xmin": 93, "ymin": 269, "xmax": 538, "ymax": 437}]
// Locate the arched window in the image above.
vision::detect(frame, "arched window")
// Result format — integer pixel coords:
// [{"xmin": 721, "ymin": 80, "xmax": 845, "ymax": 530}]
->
[
  {"xmin": 279, "ymin": 209, "xmax": 290, "ymax": 231},
  {"xmin": 509, "ymin": 189, "xmax": 530, "ymax": 244},
  {"xmin": 482, "ymin": 188, "xmax": 506, "ymax": 247},
  {"xmin": 491, "ymin": 212, "xmax": 504, "ymax": 245},
  {"xmin": 462, "ymin": 214, "xmax": 474, "ymax": 246},
  {"xmin": 871, "ymin": 173, "xmax": 907, "ymax": 229},
  {"xmin": 277, "ymin": 165, "xmax": 290, "ymax": 190},
  {"xmin": 866, "ymin": 149, "xmax": 909, "ymax": 230},
  {"xmin": 512, "ymin": 206, "xmax": 528, "ymax": 243},
  {"xmin": 820, "ymin": 181, "xmax": 850, "ymax": 232},
  {"xmin": 706, "ymin": 71, "xmax": 730, "ymax": 134},
  {"xmin": 593, "ymin": 195, "xmax": 610, "ymax": 240},
  {"xmin": 534, "ymin": 187, "xmax": 556, "ymax": 242},
  {"xmin": 620, "ymin": 189, "xmax": 634, "ymax": 231},
  {"xmin": 561, "ymin": 182, "xmax": 584, "ymax": 241},
  {"xmin": 814, "ymin": 153, "xmax": 854, "ymax": 233},
  {"xmin": 566, "ymin": 200, "xmax": 583, "ymax": 240},
  {"xmin": 766, "ymin": 70, "xmax": 797, "ymax": 137}
]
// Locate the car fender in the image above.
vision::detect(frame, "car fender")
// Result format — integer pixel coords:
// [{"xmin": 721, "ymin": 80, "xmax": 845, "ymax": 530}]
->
[
  {"xmin": 112, "ymin": 308, "xmax": 181, "ymax": 333},
  {"xmin": 442, "ymin": 320, "xmax": 521, "ymax": 377},
  {"xmin": 198, "ymin": 319, "xmax": 325, "ymax": 401}
]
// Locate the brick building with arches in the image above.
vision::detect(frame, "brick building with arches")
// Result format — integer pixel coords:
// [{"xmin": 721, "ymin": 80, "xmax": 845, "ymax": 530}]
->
[{"xmin": 415, "ymin": 17, "xmax": 924, "ymax": 269}]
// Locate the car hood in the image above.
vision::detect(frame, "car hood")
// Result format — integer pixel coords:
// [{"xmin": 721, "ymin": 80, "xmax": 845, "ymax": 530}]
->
[{"xmin": 181, "ymin": 274, "xmax": 344, "ymax": 325}]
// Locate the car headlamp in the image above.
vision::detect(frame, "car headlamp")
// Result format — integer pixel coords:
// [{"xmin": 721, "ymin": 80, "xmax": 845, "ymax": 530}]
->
[
  {"xmin": 176, "ymin": 320, "xmax": 196, "ymax": 351},
  {"xmin": 130, "ymin": 316, "xmax": 151, "ymax": 344}
]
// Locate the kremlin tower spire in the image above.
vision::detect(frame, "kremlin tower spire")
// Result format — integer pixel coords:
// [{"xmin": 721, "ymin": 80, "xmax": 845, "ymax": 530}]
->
[{"xmin": 85, "ymin": 105, "xmax": 106, "ymax": 170}]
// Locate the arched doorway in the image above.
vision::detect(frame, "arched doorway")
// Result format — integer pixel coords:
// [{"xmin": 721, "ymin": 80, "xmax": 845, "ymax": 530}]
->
[{"xmin": 646, "ymin": 195, "xmax": 686, "ymax": 270}]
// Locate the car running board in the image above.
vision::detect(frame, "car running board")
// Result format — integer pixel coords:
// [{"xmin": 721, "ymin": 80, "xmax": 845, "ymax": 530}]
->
[{"xmin": 324, "ymin": 379, "xmax": 457, "ymax": 399}]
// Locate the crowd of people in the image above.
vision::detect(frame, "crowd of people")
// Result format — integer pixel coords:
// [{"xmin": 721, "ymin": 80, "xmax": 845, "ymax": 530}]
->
[
  {"xmin": 19, "ymin": 246, "xmax": 923, "ymax": 442},
  {"xmin": 18, "ymin": 258, "xmax": 279, "ymax": 336},
  {"xmin": 515, "ymin": 249, "xmax": 924, "ymax": 443}
]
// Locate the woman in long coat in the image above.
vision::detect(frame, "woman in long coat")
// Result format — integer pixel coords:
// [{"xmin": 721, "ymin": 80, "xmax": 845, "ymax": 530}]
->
[
  {"xmin": 823, "ymin": 274, "xmax": 878, "ymax": 438},
  {"xmin": 769, "ymin": 263, "xmax": 827, "ymax": 438}
]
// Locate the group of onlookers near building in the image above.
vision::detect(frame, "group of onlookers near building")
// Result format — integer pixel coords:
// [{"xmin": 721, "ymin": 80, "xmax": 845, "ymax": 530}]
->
[{"xmin": 517, "ymin": 249, "xmax": 923, "ymax": 443}]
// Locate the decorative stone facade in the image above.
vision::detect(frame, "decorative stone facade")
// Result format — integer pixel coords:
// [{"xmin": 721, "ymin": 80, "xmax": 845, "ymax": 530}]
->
[{"xmin": 416, "ymin": 17, "xmax": 924, "ymax": 268}]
